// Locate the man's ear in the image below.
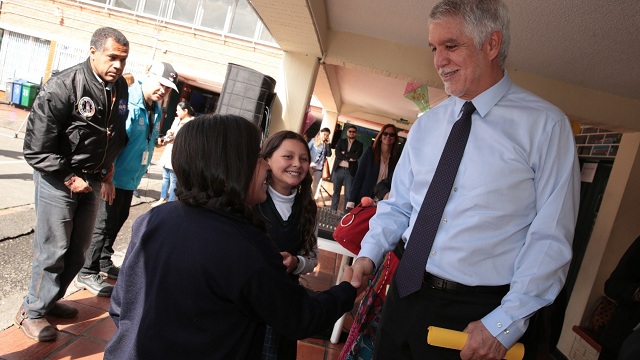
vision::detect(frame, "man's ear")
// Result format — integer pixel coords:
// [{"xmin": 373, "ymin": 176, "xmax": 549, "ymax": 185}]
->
[
  {"xmin": 485, "ymin": 31, "xmax": 502, "ymax": 61},
  {"xmin": 89, "ymin": 46, "xmax": 97, "ymax": 60}
]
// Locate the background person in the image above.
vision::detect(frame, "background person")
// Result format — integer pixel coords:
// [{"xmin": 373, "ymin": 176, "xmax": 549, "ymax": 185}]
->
[
  {"xmin": 105, "ymin": 115, "xmax": 365, "ymax": 360},
  {"xmin": 346, "ymin": 123, "xmax": 400, "ymax": 211},
  {"xmin": 76, "ymin": 61, "xmax": 179, "ymax": 296},
  {"xmin": 153, "ymin": 100, "xmax": 195, "ymax": 207},
  {"xmin": 350, "ymin": 0, "xmax": 580, "ymax": 358},
  {"xmin": 330, "ymin": 125, "xmax": 363, "ymax": 213},
  {"xmin": 17, "ymin": 27, "xmax": 130, "ymax": 342},
  {"xmin": 597, "ymin": 235, "xmax": 640, "ymax": 360},
  {"xmin": 308, "ymin": 127, "xmax": 332, "ymax": 199},
  {"xmin": 618, "ymin": 324, "xmax": 640, "ymax": 360},
  {"xmin": 256, "ymin": 130, "xmax": 320, "ymax": 359}
]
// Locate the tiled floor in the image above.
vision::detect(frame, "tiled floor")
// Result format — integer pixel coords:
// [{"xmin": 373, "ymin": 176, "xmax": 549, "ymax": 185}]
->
[{"xmin": 0, "ymin": 250, "xmax": 355, "ymax": 359}]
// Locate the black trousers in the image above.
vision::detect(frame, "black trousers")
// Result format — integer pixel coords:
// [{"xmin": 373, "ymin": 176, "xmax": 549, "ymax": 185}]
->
[
  {"xmin": 374, "ymin": 277, "xmax": 508, "ymax": 360},
  {"xmin": 619, "ymin": 328, "xmax": 640, "ymax": 360},
  {"xmin": 80, "ymin": 188, "xmax": 133, "ymax": 275}
]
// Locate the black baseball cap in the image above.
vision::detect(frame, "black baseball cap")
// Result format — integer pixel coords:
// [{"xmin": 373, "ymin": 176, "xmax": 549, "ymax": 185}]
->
[{"xmin": 148, "ymin": 61, "xmax": 178, "ymax": 93}]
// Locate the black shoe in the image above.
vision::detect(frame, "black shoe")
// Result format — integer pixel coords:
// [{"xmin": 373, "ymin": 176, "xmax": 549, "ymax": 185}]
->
[
  {"xmin": 100, "ymin": 265, "xmax": 120, "ymax": 280},
  {"xmin": 47, "ymin": 302, "xmax": 78, "ymax": 318},
  {"xmin": 75, "ymin": 274, "xmax": 113, "ymax": 297}
]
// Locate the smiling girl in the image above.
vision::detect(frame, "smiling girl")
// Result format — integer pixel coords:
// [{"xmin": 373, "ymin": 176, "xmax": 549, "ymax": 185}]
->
[{"xmin": 255, "ymin": 130, "xmax": 319, "ymax": 359}]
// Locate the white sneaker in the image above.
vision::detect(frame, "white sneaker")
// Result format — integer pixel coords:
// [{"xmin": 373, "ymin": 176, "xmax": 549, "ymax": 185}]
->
[{"xmin": 151, "ymin": 199, "xmax": 167, "ymax": 208}]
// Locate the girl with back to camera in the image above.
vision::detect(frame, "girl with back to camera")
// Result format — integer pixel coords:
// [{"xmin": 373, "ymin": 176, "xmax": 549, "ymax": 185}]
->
[
  {"xmin": 256, "ymin": 131, "xmax": 319, "ymax": 359},
  {"xmin": 105, "ymin": 115, "xmax": 363, "ymax": 360}
]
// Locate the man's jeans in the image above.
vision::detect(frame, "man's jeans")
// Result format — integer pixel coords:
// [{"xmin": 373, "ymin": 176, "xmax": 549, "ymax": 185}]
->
[
  {"xmin": 331, "ymin": 167, "xmax": 353, "ymax": 212},
  {"xmin": 80, "ymin": 187, "xmax": 134, "ymax": 276},
  {"xmin": 24, "ymin": 171, "xmax": 100, "ymax": 318}
]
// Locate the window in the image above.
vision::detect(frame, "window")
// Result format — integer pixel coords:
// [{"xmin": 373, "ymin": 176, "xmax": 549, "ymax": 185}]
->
[
  {"xmin": 258, "ymin": 25, "xmax": 275, "ymax": 43},
  {"xmin": 79, "ymin": 0, "xmax": 277, "ymax": 45},
  {"xmin": 171, "ymin": 0, "xmax": 198, "ymax": 24},
  {"xmin": 200, "ymin": 0, "xmax": 234, "ymax": 32},
  {"xmin": 229, "ymin": 0, "xmax": 258, "ymax": 39},
  {"xmin": 142, "ymin": 0, "xmax": 165, "ymax": 17},
  {"xmin": 113, "ymin": 0, "xmax": 138, "ymax": 12}
]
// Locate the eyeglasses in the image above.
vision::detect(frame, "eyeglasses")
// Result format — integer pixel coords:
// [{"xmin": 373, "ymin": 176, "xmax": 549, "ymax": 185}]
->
[
  {"xmin": 347, "ymin": 130, "xmax": 356, "ymax": 133},
  {"xmin": 382, "ymin": 132, "xmax": 396, "ymax": 137}
]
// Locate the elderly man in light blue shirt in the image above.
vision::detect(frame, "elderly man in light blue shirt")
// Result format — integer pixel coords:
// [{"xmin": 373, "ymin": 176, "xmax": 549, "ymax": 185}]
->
[{"xmin": 350, "ymin": 0, "xmax": 580, "ymax": 359}]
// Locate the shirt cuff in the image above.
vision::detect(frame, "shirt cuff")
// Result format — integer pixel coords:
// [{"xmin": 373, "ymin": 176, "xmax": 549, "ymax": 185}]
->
[
  {"xmin": 293, "ymin": 256, "xmax": 304, "ymax": 274},
  {"xmin": 481, "ymin": 308, "xmax": 526, "ymax": 349}
]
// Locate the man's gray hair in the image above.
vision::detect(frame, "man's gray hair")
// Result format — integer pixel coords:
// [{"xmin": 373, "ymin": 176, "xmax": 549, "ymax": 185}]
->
[
  {"xmin": 429, "ymin": 0, "xmax": 510, "ymax": 67},
  {"xmin": 90, "ymin": 27, "xmax": 129, "ymax": 51}
]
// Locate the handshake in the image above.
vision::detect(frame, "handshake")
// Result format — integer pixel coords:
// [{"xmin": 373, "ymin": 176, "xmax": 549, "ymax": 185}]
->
[{"xmin": 339, "ymin": 258, "xmax": 374, "ymax": 295}]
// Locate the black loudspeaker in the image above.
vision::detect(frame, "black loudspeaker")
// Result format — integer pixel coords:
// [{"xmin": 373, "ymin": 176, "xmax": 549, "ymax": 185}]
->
[{"xmin": 216, "ymin": 63, "xmax": 276, "ymax": 137}]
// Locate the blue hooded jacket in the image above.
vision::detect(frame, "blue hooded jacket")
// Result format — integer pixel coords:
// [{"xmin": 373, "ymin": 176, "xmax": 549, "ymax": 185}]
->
[{"xmin": 112, "ymin": 80, "xmax": 162, "ymax": 190}]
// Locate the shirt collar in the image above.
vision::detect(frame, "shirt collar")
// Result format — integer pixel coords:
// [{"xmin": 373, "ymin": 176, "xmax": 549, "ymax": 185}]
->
[
  {"xmin": 91, "ymin": 70, "xmax": 114, "ymax": 91},
  {"xmin": 453, "ymin": 70, "xmax": 512, "ymax": 118}
]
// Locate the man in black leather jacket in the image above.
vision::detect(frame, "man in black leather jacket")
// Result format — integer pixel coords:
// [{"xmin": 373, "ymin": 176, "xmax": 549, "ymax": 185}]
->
[{"xmin": 15, "ymin": 27, "xmax": 130, "ymax": 342}]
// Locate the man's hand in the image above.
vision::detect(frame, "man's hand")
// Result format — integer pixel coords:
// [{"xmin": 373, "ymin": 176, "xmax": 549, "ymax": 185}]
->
[
  {"xmin": 65, "ymin": 176, "xmax": 92, "ymax": 193},
  {"xmin": 101, "ymin": 181, "xmax": 116, "ymax": 205},
  {"xmin": 460, "ymin": 321, "xmax": 507, "ymax": 360},
  {"xmin": 350, "ymin": 257, "xmax": 374, "ymax": 289}
]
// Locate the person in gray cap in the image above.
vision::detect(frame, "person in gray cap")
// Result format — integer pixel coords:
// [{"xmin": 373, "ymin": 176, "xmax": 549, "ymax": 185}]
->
[{"xmin": 76, "ymin": 61, "xmax": 179, "ymax": 297}]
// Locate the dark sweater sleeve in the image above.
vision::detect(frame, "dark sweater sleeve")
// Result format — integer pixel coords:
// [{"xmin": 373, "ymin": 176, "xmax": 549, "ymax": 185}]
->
[
  {"xmin": 604, "ymin": 236, "xmax": 640, "ymax": 304},
  {"xmin": 235, "ymin": 258, "xmax": 356, "ymax": 340}
]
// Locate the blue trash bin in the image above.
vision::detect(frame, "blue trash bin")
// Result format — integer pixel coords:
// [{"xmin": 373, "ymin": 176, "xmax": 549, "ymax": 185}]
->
[{"xmin": 12, "ymin": 80, "xmax": 24, "ymax": 105}]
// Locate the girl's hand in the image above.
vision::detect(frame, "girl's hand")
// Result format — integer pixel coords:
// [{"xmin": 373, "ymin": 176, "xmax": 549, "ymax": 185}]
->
[{"xmin": 280, "ymin": 252, "xmax": 298, "ymax": 273}]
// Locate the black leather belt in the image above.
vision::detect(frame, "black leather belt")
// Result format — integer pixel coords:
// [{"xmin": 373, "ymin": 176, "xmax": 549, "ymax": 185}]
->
[
  {"xmin": 78, "ymin": 168, "xmax": 105, "ymax": 181},
  {"xmin": 393, "ymin": 241, "xmax": 508, "ymax": 295},
  {"xmin": 423, "ymin": 273, "xmax": 510, "ymax": 295}
]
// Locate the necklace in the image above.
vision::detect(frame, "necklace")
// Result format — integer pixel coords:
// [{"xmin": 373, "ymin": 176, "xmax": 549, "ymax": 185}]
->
[{"xmin": 381, "ymin": 152, "xmax": 390, "ymax": 164}]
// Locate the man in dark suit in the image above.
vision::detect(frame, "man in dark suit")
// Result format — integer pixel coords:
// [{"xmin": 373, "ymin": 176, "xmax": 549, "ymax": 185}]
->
[{"xmin": 330, "ymin": 125, "xmax": 363, "ymax": 212}]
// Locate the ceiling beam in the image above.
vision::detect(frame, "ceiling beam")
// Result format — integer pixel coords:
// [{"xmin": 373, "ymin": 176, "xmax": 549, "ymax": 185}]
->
[
  {"xmin": 313, "ymin": 64, "xmax": 340, "ymax": 113},
  {"xmin": 250, "ymin": 0, "xmax": 323, "ymax": 57}
]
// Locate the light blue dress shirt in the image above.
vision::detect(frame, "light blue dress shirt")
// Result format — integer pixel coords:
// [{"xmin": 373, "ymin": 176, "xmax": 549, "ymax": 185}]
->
[{"xmin": 357, "ymin": 72, "xmax": 580, "ymax": 348}]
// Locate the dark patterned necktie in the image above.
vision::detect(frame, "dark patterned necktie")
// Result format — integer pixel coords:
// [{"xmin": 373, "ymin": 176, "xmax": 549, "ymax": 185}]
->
[{"xmin": 395, "ymin": 101, "xmax": 476, "ymax": 298}]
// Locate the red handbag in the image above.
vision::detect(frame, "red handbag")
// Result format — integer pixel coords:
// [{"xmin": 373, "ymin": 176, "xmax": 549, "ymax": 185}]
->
[{"xmin": 332, "ymin": 203, "xmax": 377, "ymax": 254}]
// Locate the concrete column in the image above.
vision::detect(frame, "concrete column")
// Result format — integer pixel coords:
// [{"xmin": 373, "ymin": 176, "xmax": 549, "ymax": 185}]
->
[
  {"xmin": 268, "ymin": 52, "xmax": 320, "ymax": 135},
  {"xmin": 321, "ymin": 109, "xmax": 339, "ymax": 134}
]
